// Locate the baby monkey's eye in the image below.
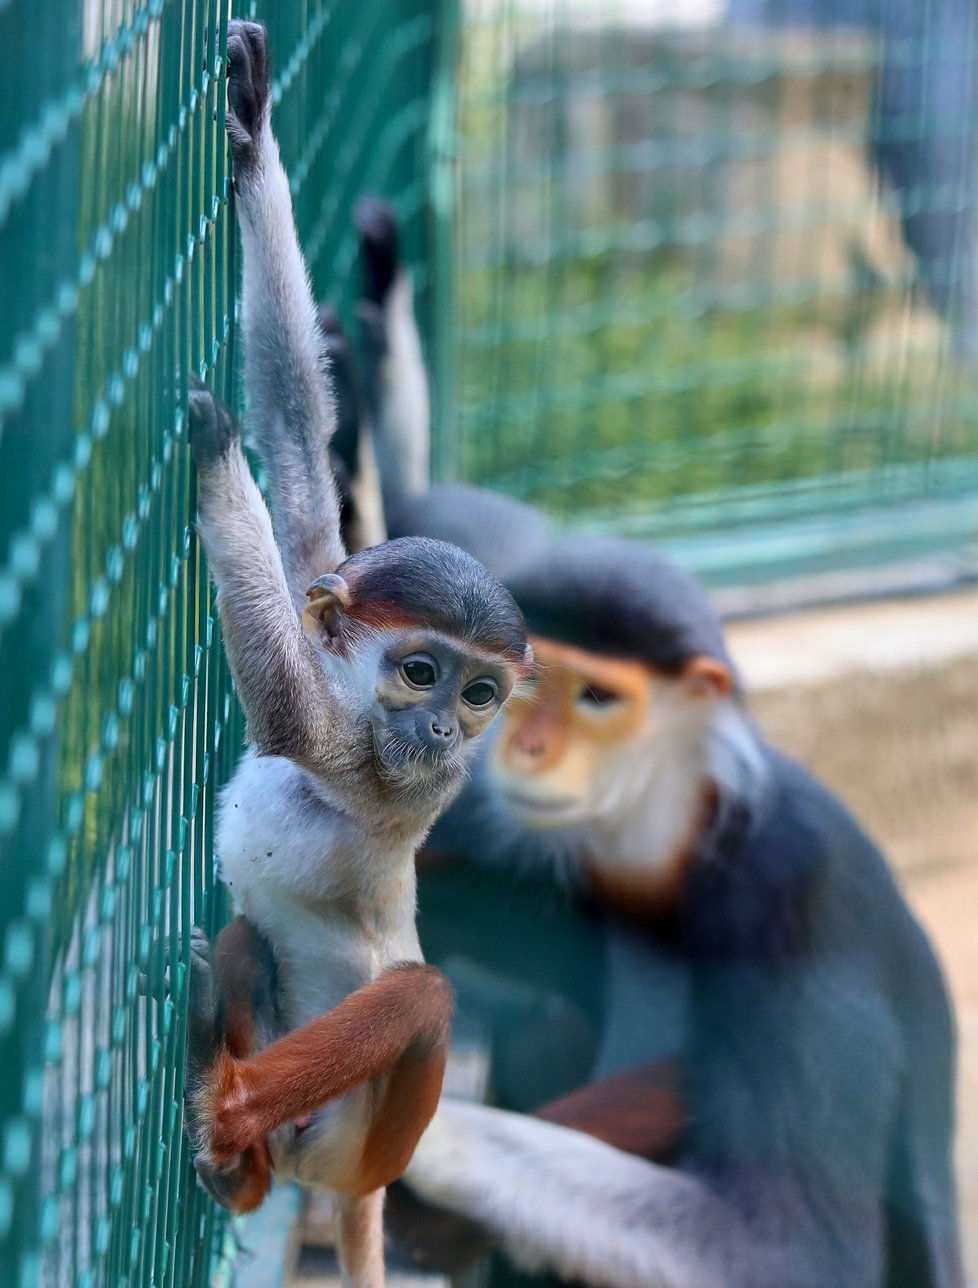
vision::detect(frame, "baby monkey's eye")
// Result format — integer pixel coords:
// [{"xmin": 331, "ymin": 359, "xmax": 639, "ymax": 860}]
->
[
  {"xmin": 462, "ymin": 679, "xmax": 498, "ymax": 708},
  {"xmin": 401, "ymin": 655, "xmax": 438, "ymax": 688},
  {"xmin": 578, "ymin": 683, "xmax": 622, "ymax": 707}
]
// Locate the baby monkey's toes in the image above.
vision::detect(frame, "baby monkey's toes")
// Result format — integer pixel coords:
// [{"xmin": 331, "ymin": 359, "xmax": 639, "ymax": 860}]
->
[
  {"xmin": 225, "ymin": 20, "xmax": 271, "ymax": 173},
  {"xmin": 185, "ymin": 925, "xmax": 222, "ymax": 1086},
  {"xmin": 187, "ymin": 375, "xmax": 239, "ymax": 468},
  {"xmin": 183, "ymin": 926, "xmax": 249, "ymax": 1203}
]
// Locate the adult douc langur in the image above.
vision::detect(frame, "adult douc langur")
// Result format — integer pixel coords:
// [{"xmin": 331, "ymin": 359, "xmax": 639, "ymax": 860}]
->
[
  {"xmin": 333, "ymin": 191, "xmax": 963, "ymax": 1288},
  {"xmin": 397, "ymin": 534, "xmax": 963, "ymax": 1288},
  {"xmin": 354, "ymin": 196, "xmax": 962, "ymax": 1288}
]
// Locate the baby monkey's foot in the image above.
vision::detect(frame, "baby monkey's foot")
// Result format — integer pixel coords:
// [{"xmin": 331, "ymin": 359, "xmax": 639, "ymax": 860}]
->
[
  {"xmin": 183, "ymin": 927, "xmax": 269, "ymax": 1211},
  {"xmin": 184, "ymin": 926, "xmax": 232, "ymax": 1168},
  {"xmin": 187, "ymin": 375, "xmax": 239, "ymax": 468},
  {"xmin": 184, "ymin": 926, "xmax": 221, "ymax": 1122},
  {"xmin": 225, "ymin": 19, "xmax": 271, "ymax": 174}
]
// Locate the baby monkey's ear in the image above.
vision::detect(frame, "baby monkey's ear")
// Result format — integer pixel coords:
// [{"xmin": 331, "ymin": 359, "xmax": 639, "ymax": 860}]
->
[{"xmin": 303, "ymin": 573, "xmax": 352, "ymax": 648}]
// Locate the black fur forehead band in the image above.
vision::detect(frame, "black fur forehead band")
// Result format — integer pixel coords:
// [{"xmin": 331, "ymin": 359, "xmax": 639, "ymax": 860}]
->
[{"xmin": 505, "ymin": 536, "xmax": 734, "ymax": 676}]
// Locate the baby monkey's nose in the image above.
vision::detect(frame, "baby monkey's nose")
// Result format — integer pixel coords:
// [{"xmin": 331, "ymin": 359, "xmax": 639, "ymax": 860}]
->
[{"xmin": 430, "ymin": 718, "xmax": 456, "ymax": 741}]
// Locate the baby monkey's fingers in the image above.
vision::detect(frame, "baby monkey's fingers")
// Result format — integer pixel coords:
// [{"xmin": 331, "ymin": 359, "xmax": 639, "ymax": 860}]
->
[
  {"xmin": 185, "ymin": 925, "xmax": 223, "ymax": 1083},
  {"xmin": 182, "ymin": 923, "xmax": 275, "ymax": 1212},
  {"xmin": 187, "ymin": 375, "xmax": 239, "ymax": 468},
  {"xmin": 225, "ymin": 20, "xmax": 271, "ymax": 174},
  {"xmin": 193, "ymin": 1147, "xmax": 272, "ymax": 1214}
]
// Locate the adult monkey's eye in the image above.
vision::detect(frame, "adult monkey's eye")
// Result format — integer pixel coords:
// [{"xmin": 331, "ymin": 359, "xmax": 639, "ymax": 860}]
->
[
  {"xmin": 578, "ymin": 683, "xmax": 622, "ymax": 707},
  {"xmin": 462, "ymin": 679, "xmax": 498, "ymax": 708},
  {"xmin": 401, "ymin": 655, "xmax": 438, "ymax": 688}
]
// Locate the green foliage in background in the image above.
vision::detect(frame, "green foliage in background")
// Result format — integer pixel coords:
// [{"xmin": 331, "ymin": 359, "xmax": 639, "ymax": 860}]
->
[{"xmin": 444, "ymin": 4, "xmax": 978, "ymax": 582}]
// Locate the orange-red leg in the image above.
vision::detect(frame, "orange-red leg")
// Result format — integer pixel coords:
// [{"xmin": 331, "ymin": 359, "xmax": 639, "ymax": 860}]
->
[
  {"xmin": 208, "ymin": 962, "xmax": 455, "ymax": 1171},
  {"xmin": 533, "ymin": 1057, "xmax": 685, "ymax": 1163},
  {"xmin": 356, "ymin": 1001, "xmax": 451, "ymax": 1194}
]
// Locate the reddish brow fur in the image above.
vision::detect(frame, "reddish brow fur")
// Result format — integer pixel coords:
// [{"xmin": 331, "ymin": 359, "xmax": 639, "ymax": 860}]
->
[
  {"xmin": 346, "ymin": 598, "xmax": 530, "ymax": 669},
  {"xmin": 209, "ymin": 964, "xmax": 454, "ymax": 1170},
  {"xmin": 345, "ymin": 599, "xmax": 424, "ymax": 633}
]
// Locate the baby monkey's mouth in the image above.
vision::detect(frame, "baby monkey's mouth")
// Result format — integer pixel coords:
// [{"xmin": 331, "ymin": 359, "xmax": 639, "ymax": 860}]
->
[
  {"xmin": 378, "ymin": 731, "xmax": 463, "ymax": 767},
  {"xmin": 374, "ymin": 730, "xmax": 466, "ymax": 786}
]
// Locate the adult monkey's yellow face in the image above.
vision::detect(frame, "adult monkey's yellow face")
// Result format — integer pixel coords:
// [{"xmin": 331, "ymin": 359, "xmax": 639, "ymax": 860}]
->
[{"xmin": 491, "ymin": 636, "xmax": 731, "ymax": 830}]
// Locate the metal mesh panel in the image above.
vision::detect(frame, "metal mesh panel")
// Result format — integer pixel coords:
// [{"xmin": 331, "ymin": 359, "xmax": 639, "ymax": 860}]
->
[
  {"xmin": 444, "ymin": 0, "xmax": 978, "ymax": 585},
  {"xmin": 0, "ymin": 2, "xmax": 443, "ymax": 1284}
]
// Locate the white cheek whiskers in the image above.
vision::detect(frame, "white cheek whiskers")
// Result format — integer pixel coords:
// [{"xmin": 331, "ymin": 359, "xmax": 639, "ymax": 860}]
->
[{"xmin": 507, "ymin": 672, "xmax": 543, "ymax": 706}]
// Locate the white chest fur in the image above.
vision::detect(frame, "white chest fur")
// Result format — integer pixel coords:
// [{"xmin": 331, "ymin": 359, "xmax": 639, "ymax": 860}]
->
[
  {"xmin": 215, "ymin": 751, "xmax": 424, "ymax": 1189},
  {"xmin": 217, "ymin": 751, "xmax": 423, "ymax": 1023}
]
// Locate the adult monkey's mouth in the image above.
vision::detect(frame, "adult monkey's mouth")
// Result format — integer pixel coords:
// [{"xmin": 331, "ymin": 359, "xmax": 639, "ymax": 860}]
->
[{"xmin": 501, "ymin": 787, "xmax": 583, "ymax": 821}]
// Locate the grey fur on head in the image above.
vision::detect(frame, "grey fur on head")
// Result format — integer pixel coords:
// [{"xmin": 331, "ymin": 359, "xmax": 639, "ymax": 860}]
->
[{"xmin": 340, "ymin": 536, "xmax": 528, "ymax": 662}]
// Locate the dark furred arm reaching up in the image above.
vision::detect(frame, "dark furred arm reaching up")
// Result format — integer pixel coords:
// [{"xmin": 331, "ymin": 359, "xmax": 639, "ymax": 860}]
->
[
  {"xmin": 355, "ymin": 196, "xmax": 431, "ymax": 510},
  {"xmin": 228, "ymin": 22, "xmax": 345, "ymax": 607}
]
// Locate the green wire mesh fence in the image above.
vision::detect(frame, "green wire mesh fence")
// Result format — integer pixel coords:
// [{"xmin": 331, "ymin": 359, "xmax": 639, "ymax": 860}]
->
[
  {"xmin": 2, "ymin": 0, "xmax": 977, "ymax": 1283},
  {"xmin": 443, "ymin": 0, "xmax": 978, "ymax": 585},
  {"xmin": 0, "ymin": 2, "xmax": 445, "ymax": 1284}
]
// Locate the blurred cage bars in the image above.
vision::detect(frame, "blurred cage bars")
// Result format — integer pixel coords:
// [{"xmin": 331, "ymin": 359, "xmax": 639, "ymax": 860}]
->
[
  {"xmin": 0, "ymin": 1, "xmax": 448, "ymax": 1285},
  {"xmin": 442, "ymin": 0, "xmax": 978, "ymax": 586}
]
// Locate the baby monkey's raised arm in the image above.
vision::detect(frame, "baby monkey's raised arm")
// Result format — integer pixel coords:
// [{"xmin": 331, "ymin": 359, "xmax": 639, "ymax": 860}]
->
[
  {"xmin": 184, "ymin": 22, "xmax": 530, "ymax": 1288},
  {"xmin": 226, "ymin": 22, "xmax": 344, "ymax": 605}
]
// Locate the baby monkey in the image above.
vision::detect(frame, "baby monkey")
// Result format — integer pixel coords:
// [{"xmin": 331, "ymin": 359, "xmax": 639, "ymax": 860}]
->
[{"xmin": 183, "ymin": 21, "xmax": 530, "ymax": 1287}]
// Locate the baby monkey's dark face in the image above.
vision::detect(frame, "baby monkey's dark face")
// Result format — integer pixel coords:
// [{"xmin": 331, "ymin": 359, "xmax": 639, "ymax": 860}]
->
[{"xmin": 372, "ymin": 630, "xmax": 515, "ymax": 788}]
